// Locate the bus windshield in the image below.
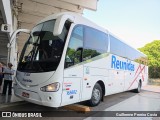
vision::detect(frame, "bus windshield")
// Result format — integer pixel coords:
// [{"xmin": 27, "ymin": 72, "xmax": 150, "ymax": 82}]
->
[{"xmin": 17, "ymin": 20, "xmax": 69, "ymax": 72}]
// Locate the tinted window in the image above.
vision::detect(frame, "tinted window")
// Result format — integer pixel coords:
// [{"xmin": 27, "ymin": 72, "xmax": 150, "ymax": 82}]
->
[
  {"xmin": 125, "ymin": 45, "xmax": 146, "ymax": 61},
  {"xmin": 83, "ymin": 27, "xmax": 108, "ymax": 60},
  {"xmin": 65, "ymin": 26, "xmax": 83, "ymax": 68},
  {"xmin": 110, "ymin": 35, "xmax": 146, "ymax": 61},
  {"xmin": 110, "ymin": 35, "xmax": 126, "ymax": 57}
]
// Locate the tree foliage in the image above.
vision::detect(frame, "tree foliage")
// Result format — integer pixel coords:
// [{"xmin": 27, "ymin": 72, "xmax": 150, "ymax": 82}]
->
[{"xmin": 139, "ymin": 40, "xmax": 160, "ymax": 78}]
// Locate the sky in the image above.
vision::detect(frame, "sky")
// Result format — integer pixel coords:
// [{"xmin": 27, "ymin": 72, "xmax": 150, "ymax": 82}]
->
[{"xmin": 83, "ymin": 0, "xmax": 160, "ymax": 49}]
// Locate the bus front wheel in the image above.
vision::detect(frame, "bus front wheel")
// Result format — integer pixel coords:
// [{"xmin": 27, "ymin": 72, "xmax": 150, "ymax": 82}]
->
[{"xmin": 88, "ymin": 83, "xmax": 102, "ymax": 107}]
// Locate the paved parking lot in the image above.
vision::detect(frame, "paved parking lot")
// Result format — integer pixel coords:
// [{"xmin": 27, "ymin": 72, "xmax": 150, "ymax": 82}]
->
[{"xmin": 0, "ymin": 85, "xmax": 160, "ymax": 120}]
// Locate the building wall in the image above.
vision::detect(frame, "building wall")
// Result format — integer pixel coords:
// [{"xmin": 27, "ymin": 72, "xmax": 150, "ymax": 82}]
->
[{"xmin": 0, "ymin": 0, "xmax": 98, "ymax": 68}]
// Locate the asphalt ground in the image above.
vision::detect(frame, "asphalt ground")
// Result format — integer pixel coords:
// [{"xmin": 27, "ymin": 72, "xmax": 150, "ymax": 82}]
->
[{"xmin": 0, "ymin": 85, "xmax": 160, "ymax": 120}]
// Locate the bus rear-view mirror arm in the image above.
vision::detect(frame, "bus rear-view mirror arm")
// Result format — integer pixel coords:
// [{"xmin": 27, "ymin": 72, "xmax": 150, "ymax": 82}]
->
[
  {"xmin": 7, "ymin": 29, "xmax": 30, "ymax": 64},
  {"xmin": 9, "ymin": 29, "xmax": 31, "ymax": 47}
]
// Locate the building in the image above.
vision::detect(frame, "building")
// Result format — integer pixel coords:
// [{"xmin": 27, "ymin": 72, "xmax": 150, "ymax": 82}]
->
[{"xmin": 0, "ymin": 0, "xmax": 98, "ymax": 68}]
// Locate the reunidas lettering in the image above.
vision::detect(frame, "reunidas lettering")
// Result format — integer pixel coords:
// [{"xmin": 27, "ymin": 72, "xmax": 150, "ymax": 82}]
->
[{"xmin": 111, "ymin": 55, "xmax": 135, "ymax": 71}]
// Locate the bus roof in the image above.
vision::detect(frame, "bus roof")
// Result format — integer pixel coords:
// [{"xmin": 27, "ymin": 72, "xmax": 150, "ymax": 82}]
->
[
  {"xmin": 37, "ymin": 12, "xmax": 146, "ymax": 58},
  {"xmin": 38, "ymin": 12, "xmax": 107, "ymax": 34}
]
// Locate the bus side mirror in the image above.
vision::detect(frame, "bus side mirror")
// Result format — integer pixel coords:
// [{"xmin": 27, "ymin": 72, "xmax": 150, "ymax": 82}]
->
[{"xmin": 53, "ymin": 14, "xmax": 75, "ymax": 36}]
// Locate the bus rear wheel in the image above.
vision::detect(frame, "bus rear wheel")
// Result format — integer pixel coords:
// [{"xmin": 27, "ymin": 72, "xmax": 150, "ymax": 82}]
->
[
  {"xmin": 88, "ymin": 83, "xmax": 102, "ymax": 107},
  {"xmin": 135, "ymin": 81, "xmax": 142, "ymax": 93}
]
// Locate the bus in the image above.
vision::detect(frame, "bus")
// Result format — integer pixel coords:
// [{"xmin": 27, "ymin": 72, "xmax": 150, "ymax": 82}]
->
[{"xmin": 14, "ymin": 12, "xmax": 148, "ymax": 107}]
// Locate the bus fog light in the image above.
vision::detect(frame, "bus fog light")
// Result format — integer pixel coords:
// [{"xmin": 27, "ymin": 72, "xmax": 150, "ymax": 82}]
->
[
  {"xmin": 40, "ymin": 82, "xmax": 60, "ymax": 92},
  {"xmin": 48, "ymin": 96, "xmax": 52, "ymax": 101}
]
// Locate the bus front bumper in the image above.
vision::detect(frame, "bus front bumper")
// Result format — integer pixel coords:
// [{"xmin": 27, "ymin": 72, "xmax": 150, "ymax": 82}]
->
[{"xmin": 14, "ymin": 87, "xmax": 61, "ymax": 108}]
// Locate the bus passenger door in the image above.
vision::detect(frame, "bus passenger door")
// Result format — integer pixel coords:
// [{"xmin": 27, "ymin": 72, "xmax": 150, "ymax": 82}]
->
[{"xmin": 61, "ymin": 25, "xmax": 84, "ymax": 106}]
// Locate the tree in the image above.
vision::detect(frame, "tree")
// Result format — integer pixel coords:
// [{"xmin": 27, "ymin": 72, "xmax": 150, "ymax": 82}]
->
[{"xmin": 139, "ymin": 40, "xmax": 160, "ymax": 78}]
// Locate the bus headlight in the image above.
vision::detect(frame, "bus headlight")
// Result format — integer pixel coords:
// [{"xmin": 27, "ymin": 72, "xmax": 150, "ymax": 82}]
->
[{"xmin": 40, "ymin": 82, "xmax": 60, "ymax": 92}]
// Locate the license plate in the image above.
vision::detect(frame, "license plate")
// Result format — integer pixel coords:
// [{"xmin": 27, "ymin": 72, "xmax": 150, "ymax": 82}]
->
[{"xmin": 22, "ymin": 92, "xmax": 29, "ymax": 98}]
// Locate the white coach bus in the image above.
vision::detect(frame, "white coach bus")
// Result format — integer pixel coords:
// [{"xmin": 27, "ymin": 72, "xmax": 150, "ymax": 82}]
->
[{"xmin": 14, "ymin": 12, "xmax": 148, "ymax": 107}]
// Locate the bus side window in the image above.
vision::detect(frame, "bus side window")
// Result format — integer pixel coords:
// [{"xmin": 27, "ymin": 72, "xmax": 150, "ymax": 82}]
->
[
  {"xmin": 83, "ymin": 26, "xmax": 108, "ymax": 61},
  {"xmin": 65, "ymin": 26, "xmax": 84, "ymax": 68}
]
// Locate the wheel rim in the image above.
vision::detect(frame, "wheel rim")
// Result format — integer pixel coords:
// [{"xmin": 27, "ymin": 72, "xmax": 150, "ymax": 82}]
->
[{"xmin": 92, "ymin": 88, "xmax": 101, "ymax": 104}]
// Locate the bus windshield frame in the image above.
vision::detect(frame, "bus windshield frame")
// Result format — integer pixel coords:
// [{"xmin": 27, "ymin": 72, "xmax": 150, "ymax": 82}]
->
[{"xmin": 17, "ymin": 20, "xmax": 69, "ymax": 73}]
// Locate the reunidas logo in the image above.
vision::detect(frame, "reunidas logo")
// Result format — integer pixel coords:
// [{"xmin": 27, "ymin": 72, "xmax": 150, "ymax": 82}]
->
[{"xmin": 111, "ymin": 55, "xmax": 135, "ymax": 71}]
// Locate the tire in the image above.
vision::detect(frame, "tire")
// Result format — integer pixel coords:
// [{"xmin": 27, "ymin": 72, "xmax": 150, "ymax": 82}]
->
[
  {"xmin": 88, "ymin": 83, "xmax": 102, "ymax": 107},
  {"xmin": 135, "ymin": 81, "xmax": 142, "ymax": 93}
]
